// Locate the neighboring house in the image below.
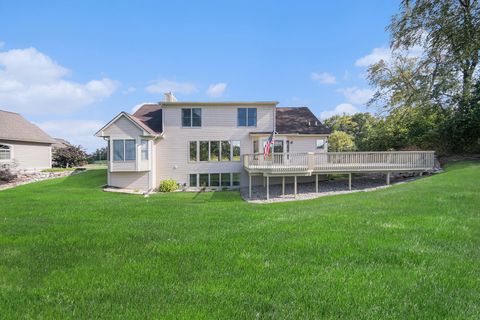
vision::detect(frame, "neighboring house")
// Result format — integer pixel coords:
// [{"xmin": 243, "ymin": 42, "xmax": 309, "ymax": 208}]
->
[
  {"xmin": 52, "ymin": 138, "xmax": 71, "ymax": 150},
  {"xmin": 0, "ymin": 110, "xmax": 56, "ymax": 171},
  {"xmin": 95, "ymin": 93, "xmax": 331, "ymax": 191}
]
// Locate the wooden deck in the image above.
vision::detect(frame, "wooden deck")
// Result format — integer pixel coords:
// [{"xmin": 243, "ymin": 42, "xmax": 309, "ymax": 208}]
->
[
  {"xmin": 244, "ymin": 151, "xmax": 435, "ymax": 175},
  {"xmin": 243, "ymin": 151, "xmax": 435, "ymax": 199}
]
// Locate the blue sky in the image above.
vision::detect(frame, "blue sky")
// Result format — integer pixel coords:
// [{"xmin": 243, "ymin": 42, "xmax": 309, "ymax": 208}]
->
[{"xmin": 0, "ymin": 0, "xmax": 398, "ymax": 151}]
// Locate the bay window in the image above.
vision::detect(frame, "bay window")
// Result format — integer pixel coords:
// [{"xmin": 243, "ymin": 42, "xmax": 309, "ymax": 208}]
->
[{"xmin": 113, "ymin": 139, "xmax": 136, "ymax": 161}]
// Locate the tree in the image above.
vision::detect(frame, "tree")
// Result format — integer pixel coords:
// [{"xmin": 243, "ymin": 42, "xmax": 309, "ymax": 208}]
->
[
  {"xmin": 388, "ymin": 0, "xmax": 480, "ymax": 105},
  {"xmin": 324, "ymin": 113, "xmax": 378, "ymax": 151},
  {"xmin": 328, "ymin": 131, "xmax": 356, "ymax": 152},
  {"xmin": 89, "ymin": 147, "xmax": 108, "ymax": 162},
  {"xmin": 367, "ymin": 0, "xmax": 480, "ymax": 154},
  {"xmin": 52, "ymin": 145, "xmax": 88, "ymax": 168}
]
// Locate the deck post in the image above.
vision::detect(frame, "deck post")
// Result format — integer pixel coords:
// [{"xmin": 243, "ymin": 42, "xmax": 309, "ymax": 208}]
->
[
  {"xmin": 282, "ymin": 176, "xmax": 285, "ymax": 196},
  {"xmin": 386, "ymin": 172, "xmax": 390, "ymax": 185},
  {"xmin": 263, "ymin": 176, "xmax": 265, "ymax": 188},
  {"xmin": 294, "ymin": 176, "xmax": 297, "ymax": 198},
  {"xmin": 266, "ymin": 176, "xmax": 270, "ymax": 200},
  {"xmin": 348, "ymin": 173, "xmax": 352, "ymax": 191},
  {"xmin": 315, "ymin": 174, "xmax": 318, "ymax": 193},
  {"xmin": 248, "ymin": 174, "xmax": 252, "ymax": 198}
]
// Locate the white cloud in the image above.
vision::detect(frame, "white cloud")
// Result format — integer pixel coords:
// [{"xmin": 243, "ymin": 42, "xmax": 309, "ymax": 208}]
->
[
  {"xmin": 337, "ymin": 87, "xmax": 374, "ymax": 105},
  {"xmin": 206, "ymin": 82, "xmax": 227, "ymax": 97},
  {"xmin": 311, "ymin": 72, "xmax": 337, "ymax": 84},
  {"xmin": 355, "ymin": 45, "xmax": 423, "ymax": 67},
  {"xmin": 145, "ymin": 80, "xmax": 197, "ymax": 94},
  {"xmin": 36, "ymin": 119, "xmax": 106, "ymax": 152},
  {"xmin": 320, "ymin": 103, "xmax": 359, "ymax": 120},
  {"xmin": 0, "ymin": 42, "xmax": 5, "ymax": 49},
  {"xmin": 0, "ymin": 47, "xmax": 118, "ymax": 115},
  {"xmin": 355, "ymin": 47, "xmax": 391, "ymax": 67}
]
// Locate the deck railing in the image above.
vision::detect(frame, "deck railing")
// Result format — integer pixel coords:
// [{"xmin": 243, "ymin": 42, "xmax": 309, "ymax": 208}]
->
[{"xmin": 243, "ymin": 151, "xmax": 435, "ymax": 174}]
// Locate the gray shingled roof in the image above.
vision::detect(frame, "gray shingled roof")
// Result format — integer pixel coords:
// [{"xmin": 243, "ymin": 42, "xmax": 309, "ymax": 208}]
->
[
  {"xmin": 275, "ymin": 107, "xmax": 330, "ymax": 135},
  {"xmin": 132, "ymin": 104, "xmax": 163, "ymax": 134},
  {"xmin": 0, "ymin": 110, "xmax": 57, "ymax": 144}
]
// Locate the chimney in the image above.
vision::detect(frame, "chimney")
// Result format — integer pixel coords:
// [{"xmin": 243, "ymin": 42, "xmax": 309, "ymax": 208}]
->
[{"xmin": 164, "ymin": 92, "xmax": 178, "ymax": 102}]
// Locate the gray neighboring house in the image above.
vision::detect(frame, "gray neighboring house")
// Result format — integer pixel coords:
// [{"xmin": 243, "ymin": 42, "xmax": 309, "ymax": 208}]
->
[{"xmin": 0, "ymin": 110, "xmax": 56, "ymax": 171}]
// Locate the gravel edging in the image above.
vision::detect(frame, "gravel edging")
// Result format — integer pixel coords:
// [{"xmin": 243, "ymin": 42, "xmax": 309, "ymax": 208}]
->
[
  {"xmin": 0, "ymin": 169, "xmax": 84, "ymax": 191},
  {"xmin": 241, "ymin": 175, "xmax": 428, "ymax": 203}
]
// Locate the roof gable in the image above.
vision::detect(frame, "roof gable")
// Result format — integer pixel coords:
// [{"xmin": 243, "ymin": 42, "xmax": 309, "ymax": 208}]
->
[{"xmin": 95, "ymin": 112, "xmax": 158, "ymax": 137}]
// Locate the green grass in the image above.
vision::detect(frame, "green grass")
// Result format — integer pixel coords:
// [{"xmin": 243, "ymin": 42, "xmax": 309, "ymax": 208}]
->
[{"xmin": 1, "ymin": 162, "xmax": 479, "ymax": 319}]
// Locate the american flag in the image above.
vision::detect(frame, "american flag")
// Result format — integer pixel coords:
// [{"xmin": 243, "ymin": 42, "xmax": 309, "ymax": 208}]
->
[{"xmin": 263, "ymin": 133, "xmax": 274, "ymax": 159}]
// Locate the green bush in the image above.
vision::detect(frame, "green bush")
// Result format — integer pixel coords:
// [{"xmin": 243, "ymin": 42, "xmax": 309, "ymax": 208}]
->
[{"xmin": 158, "ymin": 179, "xmax": 179, "ymax": 192}]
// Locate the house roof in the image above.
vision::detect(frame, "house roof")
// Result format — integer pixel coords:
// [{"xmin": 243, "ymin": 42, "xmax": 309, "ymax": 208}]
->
[
  {"xmin": 52, "ymin": 138, "xmax": 71, "ymax": 149},
  {"xmin": 0, "ymin": 110, "xmax": 57, "ymax": 144},
  {"xmin": 132, "ymin": 104, "xmax": 163, "ymax": 134},
  {"xmin": 275, "ymin": 107, "xmax": 330, "ymax": 135}
]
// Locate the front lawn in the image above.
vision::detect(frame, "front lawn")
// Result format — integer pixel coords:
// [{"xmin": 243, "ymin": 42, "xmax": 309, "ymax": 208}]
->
[{"xmin": 0, "ymin": 162, "xmax": 479, "ymax": 319}]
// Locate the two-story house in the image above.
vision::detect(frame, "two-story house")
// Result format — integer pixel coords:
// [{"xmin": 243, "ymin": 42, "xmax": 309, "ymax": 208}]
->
[{"xmin": 95, "ymin": 93, "xmax": 331, "ymax": 191}]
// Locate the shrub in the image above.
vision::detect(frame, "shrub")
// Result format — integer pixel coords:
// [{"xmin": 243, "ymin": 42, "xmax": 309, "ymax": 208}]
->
[
  {"xmin": 52, "ymin": 145, "xmax": 87, "ymax": 168},
  {"xmin": 0, "ymin": 168, "xmax": 16, "ymax": 183},
  {"xmin": 158, "ymin": 179, "xmax": 179, "ymax": 192}
]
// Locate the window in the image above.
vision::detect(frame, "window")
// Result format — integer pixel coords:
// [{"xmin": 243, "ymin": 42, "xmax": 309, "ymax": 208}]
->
[
  {"xmin": 125, "ymin": 140, "xmax": 136, "ymax": 161},
  {"xmin": 253, "ymin": 140, "xmax": 259, "ymax": 154},
  {"xmin": 221, "ymin": 141, "xmax": 231, "ymax": 161},
  {"xmin": 232, "ymin": 173, "xmax": 241, "ymax": 186},
  {"xmin": 182, "ymin": 108, "xmax": 201, "ymax": 127},
  {"xmin": 316, "ymin": 139, "xmax": 326, "ymax": 150},
  {"xmin": 199, "ymin": 141, "xmax": 209, "ymax": 161},
  {"xmin": 232, "ymin": 141, "xmax": 241, "ymax": 161},
  {"xmin": 221, "ymin": 173, "xmax": 231, "ymax": 187},
  {"xmin": 189, "ymin": 141, "xmax": 197, "ymax": 161},
  {"xmin": 141, "ymin": 140, "xmax": 149, "ymax": 160},
  {"xmin": 0, "ymin": 144, "xmax": 11, "ymax": 160},
  {"xmin": 210, "ymin": 141, "xmax": 220, "ymax": 161},
  {"xmin": 113, "ymin": 139, "xmax": 136, "ymax": 161},
  {"xmin": 189, "ymin": 174, "xmax": 197, "ymax": 187},
  {"xmin": 199, "ymin": 174, "xmax": 209, "ymax": 187},
  {"xmin": 190, "ymin": 140, "xmax": 239, "ymax": 162},
  {"xmin": 237, "ymin": 108, "xmax": 257, "ymax": 127},
  {"xmin": 210, "ymin": 173, "xmax": 220, "ymax": 187},
  {"xmin": 273, "ymin": 140, "xmax": 284, "ymax": 153}
]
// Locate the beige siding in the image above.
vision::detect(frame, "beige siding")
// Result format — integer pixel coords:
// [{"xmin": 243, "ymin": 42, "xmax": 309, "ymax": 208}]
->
[
  {"xmin": 289, "ymin": 136, "xmax": 328, "ymax": 153},
  {"xmin": 109, "ymin": 171, "xmax": 149, "ymax": 190},
  {"xmin": 155, "ymin": 105, "xmax": 274, "ymax": 187},
  {"xmin": 111, "ymin": 161, "xmax": 136, "ymax": 171},
  {"xmin": 0, "ymin": 140, "xmax": 51, "ymax": 170},
  {"xmin": 102, "ymin": 116, "xmax": 142, "ymax": 137}
]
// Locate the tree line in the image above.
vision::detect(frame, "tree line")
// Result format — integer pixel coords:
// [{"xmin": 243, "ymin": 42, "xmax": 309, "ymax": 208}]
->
[{"xmin": 327, "ymin": 0, "xmax": 480, "ymax": 155}]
